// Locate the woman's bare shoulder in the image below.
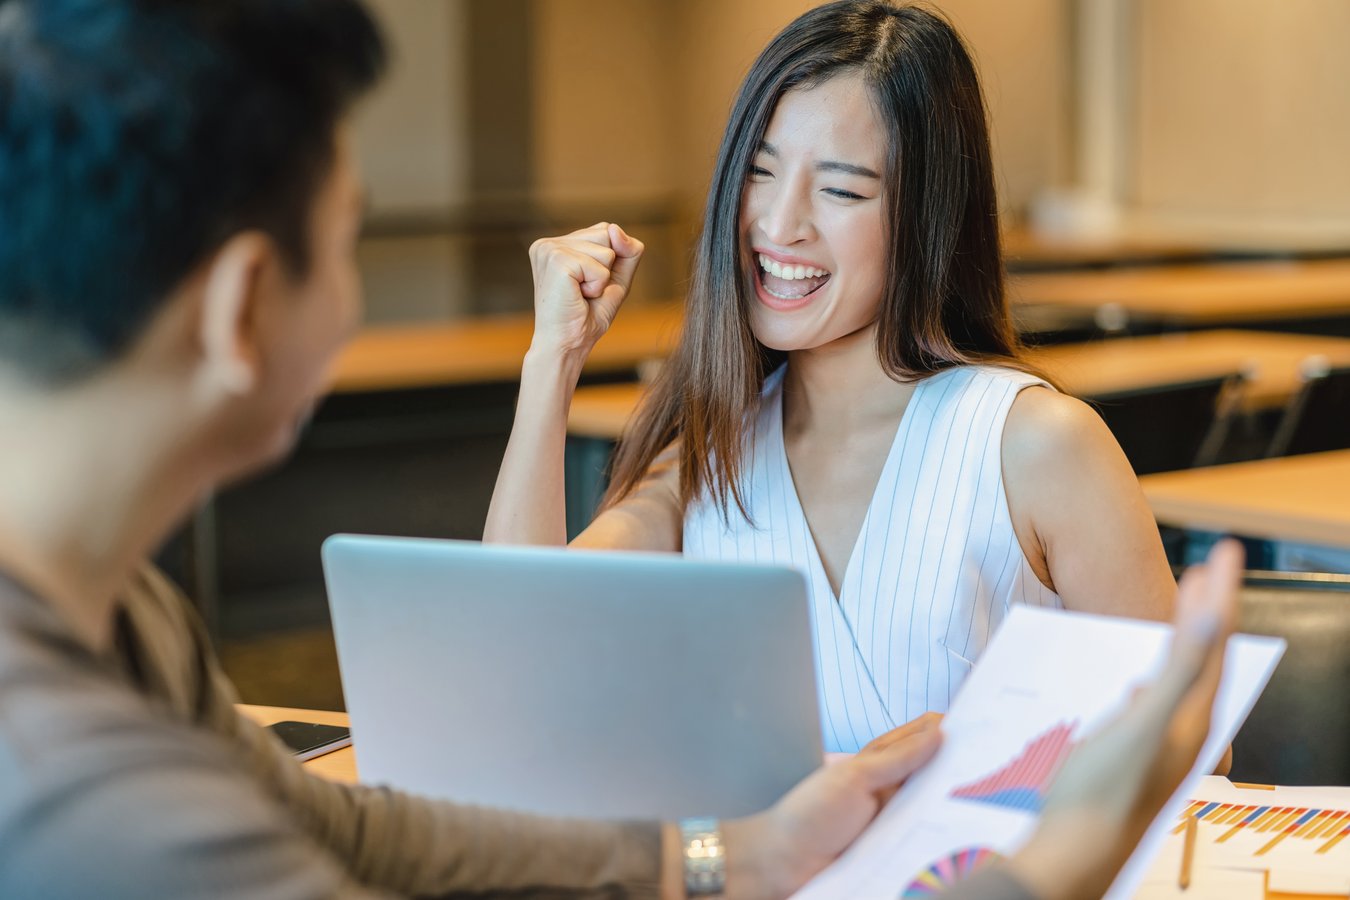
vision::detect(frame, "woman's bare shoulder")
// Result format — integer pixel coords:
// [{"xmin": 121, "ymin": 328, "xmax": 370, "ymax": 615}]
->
[{"xmin": 1001, "ymin": 386, "xmax": 1124, "ymax": 478}]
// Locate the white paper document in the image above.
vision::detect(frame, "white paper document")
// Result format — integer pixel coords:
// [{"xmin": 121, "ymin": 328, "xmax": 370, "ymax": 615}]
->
[
  {"xmin": 1139, "ymin": 776, "xmax": 1350, "ymax": 897},
  {"xmin": 791, "ymin": 607, "xmax": 1286, "ymax": 899}
]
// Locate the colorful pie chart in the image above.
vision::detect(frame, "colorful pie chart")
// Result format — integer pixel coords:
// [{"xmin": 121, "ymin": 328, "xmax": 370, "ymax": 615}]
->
[{"xmin": 901, "ymin": 846, "xmax": 1001, "ymax": 897}]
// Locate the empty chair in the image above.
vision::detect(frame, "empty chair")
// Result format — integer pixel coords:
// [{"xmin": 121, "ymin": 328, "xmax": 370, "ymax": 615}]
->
[
  {"xmin": 1267, "ymin": 361, "xmax": 1350, "ymax": 458},
  {"xmin": 1086, "ymin": 372, "xmax": 1245, "ymax": 476},
  {"xmin": 1230, "ymin": 570, "xmax": 1350, "ymax": 786}
]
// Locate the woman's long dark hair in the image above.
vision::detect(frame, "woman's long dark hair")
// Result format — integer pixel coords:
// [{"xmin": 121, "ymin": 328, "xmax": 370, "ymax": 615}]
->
[{"xmin": 606, "ymin": 1, "xmax": 1034, "ymax": 519}]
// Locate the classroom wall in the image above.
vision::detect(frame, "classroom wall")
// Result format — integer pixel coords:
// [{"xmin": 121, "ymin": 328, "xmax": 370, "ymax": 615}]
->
[
  {"xmin": 667, "ymin": 0, "xmax": 1068, "ymax": 216},
  {"xmin": 668, "ymin": 0, "xmax": 816, "ymax": 207},
  {"xmin": 529, "ymin": 0, "xmax": 678, "ymax": 208},
  {"xmin": 1131, "ymin": 0, "xmax": 1350, "ymax": 233},
  {"xmin": 348, "ymin": 0, "xmax": 1350, "ymax": 322},
  {"xmin": 526, "ymin": 0, "xmax": 1069, "ymax": 304},
  {"xmin": 527, "ymin": 0, "xmax": 683, "ymax": 305},
  {"xmin": 353, "ymin": 0, "xmax": 469, "ymax": 213},
  {"xmin": 939, "ymin": 0, "xmax": 1071, "ymax": 214},
  {"xmin": 352, "ymin": 0, "xmax": 474, "ymax": 321}
]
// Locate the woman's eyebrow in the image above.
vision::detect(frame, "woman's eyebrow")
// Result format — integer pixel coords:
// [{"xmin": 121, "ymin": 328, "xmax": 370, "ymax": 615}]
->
[
  {"xmin": 757, "ymin": 142, "xmax": 880, "ymax": 179},
  {"xmin": 817, "ymin": 160, "xmax": 880, "ymax": 179}
]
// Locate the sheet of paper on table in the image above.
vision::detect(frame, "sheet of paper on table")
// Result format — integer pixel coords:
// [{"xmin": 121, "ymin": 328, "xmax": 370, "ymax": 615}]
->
[
  {"xmin": 790, "ymin": 607, "xmax": 1286, "ymax": 900},
  {"xmin": 1140, "ymin": 776, "xmax": 1350, "ymax": 897}
]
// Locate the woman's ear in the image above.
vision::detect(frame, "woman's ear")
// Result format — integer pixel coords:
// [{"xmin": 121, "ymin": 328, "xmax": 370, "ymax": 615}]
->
[{"xmin": 197, "ymin": 232, "xmax": 273, "ymax": 396}]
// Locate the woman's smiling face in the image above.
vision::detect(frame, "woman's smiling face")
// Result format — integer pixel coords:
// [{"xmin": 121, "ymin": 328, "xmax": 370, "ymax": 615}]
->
[{"xmin": 740, "ymin": 71, "xmax": 889, "ymax": 352}]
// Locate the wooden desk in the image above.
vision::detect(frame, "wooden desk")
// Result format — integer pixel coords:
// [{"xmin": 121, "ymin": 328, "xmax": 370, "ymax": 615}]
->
[
  {"xmin": 1140, "ymin": 450, "xmax": 1350, "ymax": 548},
  {"xmin": 239, "ymin": 704, "xmax": 357, "ymax": 784},
  {"xmin": 1011, "ymin": 259, "xmax": 1350, "ymax": 325},
  {"xmin": 330, "ymin": 270, "xmax": 1350, "ymax": 399},
  {"xmin": 330, "ymin": 302, "xmax": 682, "ymax": 394},
  {"xmin": 242, "ymin": 705, "xmax": 1316, "ymax": 899},
  {"xmin": 567, "ymin": 330, "xmax": 1350, "ymax": 441},
  {"xmin": 1033, "ymin": 330, "xmax": 1350, "ymax": 412}
]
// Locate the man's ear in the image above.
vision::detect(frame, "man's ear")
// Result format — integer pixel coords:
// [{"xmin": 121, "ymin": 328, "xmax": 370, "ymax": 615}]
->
[{"xmin": 197, "ymin": 232, "xmax": 273, "ymax": 396}]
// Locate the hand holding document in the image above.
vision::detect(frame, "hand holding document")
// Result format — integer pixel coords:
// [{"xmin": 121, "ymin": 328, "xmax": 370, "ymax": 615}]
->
[{"xmin": 792, "ymin": 543, "xmax": 1286, "ymax": 900}]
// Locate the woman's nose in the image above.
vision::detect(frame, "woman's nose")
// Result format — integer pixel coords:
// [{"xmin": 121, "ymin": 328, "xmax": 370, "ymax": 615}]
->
[{"xmin": 756, "ymin": 185, "xmax": 815, "ymax": 246}]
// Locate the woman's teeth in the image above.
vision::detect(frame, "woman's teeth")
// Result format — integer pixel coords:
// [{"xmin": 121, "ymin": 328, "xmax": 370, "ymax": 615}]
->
[
  {"xmin": 756, "ymin": 253, "xmax": 831, "ymax": 301},
  {"xmin": 758, "ymin": 253, "xmax": 829, "ymax": 281}
]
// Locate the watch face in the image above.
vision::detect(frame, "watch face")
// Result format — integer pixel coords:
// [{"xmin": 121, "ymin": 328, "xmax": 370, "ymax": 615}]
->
[{"xmin": 681, "ymin": 819, "xmax": 726, "ymax": 897}]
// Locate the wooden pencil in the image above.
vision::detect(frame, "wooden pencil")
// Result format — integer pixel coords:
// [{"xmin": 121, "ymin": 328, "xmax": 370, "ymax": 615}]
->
[{"xmin": 1179, "ymin": 814, "xmax": 1198, "ymax": 890}]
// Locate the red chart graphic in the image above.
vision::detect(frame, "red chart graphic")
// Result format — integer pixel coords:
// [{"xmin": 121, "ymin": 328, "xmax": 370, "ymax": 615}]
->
[{"xmin": 949, "ymin": 721, "xmax": 1079, "ymax": 814}]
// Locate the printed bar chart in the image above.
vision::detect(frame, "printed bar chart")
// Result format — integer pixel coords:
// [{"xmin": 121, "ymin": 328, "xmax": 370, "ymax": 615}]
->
[
  {"xmin": 949, "ymin": 721, "xmax": 1078, "ymax": 814},
  {"xmin": 1171, "ymin": 800, "xmax": 1350, "ymax": 856}
]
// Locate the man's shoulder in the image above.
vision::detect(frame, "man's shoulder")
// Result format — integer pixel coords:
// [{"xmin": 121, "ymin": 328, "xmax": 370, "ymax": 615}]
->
[
  {"xmin": 0, "ymin": 563, "xmax": 222, "ymax": 811},
  {"xmin": 0, "ymin": 621, "xmax": 348, "ymax": 898}
]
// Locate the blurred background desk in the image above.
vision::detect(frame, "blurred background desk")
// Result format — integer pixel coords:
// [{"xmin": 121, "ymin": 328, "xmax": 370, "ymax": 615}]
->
[
  {"xmin": 1139, "ymin": 450, "xmax": 1350, "ymax": 549},
  {"xmin": 1033, "ymin": 330, "xmax": 1350, "ymax": 412},
  {"xmin": 569, "ymin": 329, "xmax": 1350, "ymax": 435},
  {"xmin": 331, "ymin": 302, "xmax": 682, "ymax": 392},
  {"xmin": 1011, "ymin": 259, "xmax": 1350, "ymax": 335},
  {"xmin": 564, "ymin": 331, "xmax": 1350, "ymax": 530}
]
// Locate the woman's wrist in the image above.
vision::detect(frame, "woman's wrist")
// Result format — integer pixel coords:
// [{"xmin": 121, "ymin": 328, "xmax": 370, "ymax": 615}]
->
[
  {"xmin": 525, "ymin": 337, "xmax": 589, "ymax": 382},
  {"xmin": 521, "ymin": 342, "xmax": 587, "ymax": 400}
]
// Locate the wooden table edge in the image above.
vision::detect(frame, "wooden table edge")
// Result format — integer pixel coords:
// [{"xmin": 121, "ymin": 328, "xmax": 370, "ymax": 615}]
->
[{"xmin": 237, "ymin": 707, "xmax": 1320, "ymax": 898}]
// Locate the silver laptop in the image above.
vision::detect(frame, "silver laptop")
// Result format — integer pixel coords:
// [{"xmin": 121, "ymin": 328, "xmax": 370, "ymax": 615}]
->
[{"xmin": 322, "ymin": 535, "xmax": 823, "ymax": 819}]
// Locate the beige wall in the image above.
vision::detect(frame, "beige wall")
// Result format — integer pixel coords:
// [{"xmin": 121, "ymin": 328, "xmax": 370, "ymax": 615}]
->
[
  {"xmin": 1132, "ymin": 0, "xmax": 1350, "ymax": 228},
  {"xmin": 353, "ymin": 0, "xmax": 469, "ymax": 213},
  {"xmin": 527, "ymin": 0, "xmax": 1350, "ymax": 241},
  {"xmin": 530, "ymin": 0, "xmax": 679, "ymax": 207},
  {"xmin": 939, "ymin": 0, "xmax": 1070, "ymax": 214},
  {"xmin": 527, "ymin": 1, "xmax": 684, "ymax": 304},
  {"xmin": 348, "ymin": 0, "xmax": 1350, "ymax": 325},
  {"xmin": 351, "ymin": 0, "xmax": 473, "ymax": 321},
  {"xmin": 353, "ymin": 1, "xmax": 1073, "ymax": 320},
  {"xmin": 668, "ymin": 0, "xmax": 1068, "ymax": 214},
  {"xmin": 532, "ymin": 0, "xmax": 1068, "ymax": 218},
  {"xmin": 523, "ymin": 0, "xmax": 1072, "ymax": 305},
  {"xmin": 670, "ymin": 0, "xmax": 818, "ymax": 204}
]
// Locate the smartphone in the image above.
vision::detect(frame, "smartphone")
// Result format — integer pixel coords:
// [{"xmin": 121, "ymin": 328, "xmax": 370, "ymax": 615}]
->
[{"xmin": 268, "ymin": 720, "xmax": 353, "ymax": 761}]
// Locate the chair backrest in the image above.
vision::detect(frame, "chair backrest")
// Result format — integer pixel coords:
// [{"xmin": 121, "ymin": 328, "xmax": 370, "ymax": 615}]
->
[
  {"xmin": 1267, "ymin": 364, "xmax": 1350, "ymax": 458},
  {"xmin": 1086, "ymin": 373, "xmax": 1243, "ymax": 476},
  {"xmin": 1230, "ymin": 570, "xmax": 1350, "ymax": 786}
]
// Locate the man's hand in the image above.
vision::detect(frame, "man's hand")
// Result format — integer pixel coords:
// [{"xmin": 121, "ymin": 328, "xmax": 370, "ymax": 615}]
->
[
  {"xmin": 1007, "ymin": 539, "xmax": 1243, "ymax": 900},
  {"xmin": 722, "ymin": 714, "xmax": 943, "ymax": 898}
]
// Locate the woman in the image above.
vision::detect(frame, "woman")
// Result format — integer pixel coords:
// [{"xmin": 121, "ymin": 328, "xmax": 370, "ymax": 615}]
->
[{"xmin": 486, "ymin": 1, "xmax": 1175, "ymax": 753}]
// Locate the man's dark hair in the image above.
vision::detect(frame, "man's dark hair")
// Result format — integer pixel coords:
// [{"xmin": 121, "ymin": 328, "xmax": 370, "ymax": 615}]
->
[{"xmin": 0, "ymin": 0, "xmax": 386, "ymax": 383}]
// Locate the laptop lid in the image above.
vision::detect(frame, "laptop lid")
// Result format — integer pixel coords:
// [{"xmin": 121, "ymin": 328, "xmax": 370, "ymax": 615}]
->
[{"xmin": 322, "ymin": 534, "xmax": 824, "ymax": 819}]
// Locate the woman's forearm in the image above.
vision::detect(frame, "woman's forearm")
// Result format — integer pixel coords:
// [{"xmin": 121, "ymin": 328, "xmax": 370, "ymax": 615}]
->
[{"xmin": 483, "ymin": 345, "xmax": 586, "ymax": 546}]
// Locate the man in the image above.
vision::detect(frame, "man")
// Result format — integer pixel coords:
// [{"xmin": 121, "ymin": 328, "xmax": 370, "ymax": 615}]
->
[{"xmin": 0, "ymin": 1, "xmax": 1240, "ymax": 897}]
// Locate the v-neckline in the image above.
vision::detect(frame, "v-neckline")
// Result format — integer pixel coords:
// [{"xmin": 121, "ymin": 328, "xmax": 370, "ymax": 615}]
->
[{"xmin": 773, "ymin": 368, "xmax": 931, "ymax": 607}]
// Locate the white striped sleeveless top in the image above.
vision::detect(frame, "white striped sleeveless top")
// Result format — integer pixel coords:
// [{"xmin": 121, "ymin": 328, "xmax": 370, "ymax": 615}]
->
[{"xmin": 682, "ymin": 364, "xmax": 1063, "ymax": 753}]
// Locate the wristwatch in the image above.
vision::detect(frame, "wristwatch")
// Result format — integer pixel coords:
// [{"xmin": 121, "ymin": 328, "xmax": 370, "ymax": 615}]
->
[{"xmin": 680, "ymin": 817, "xmax": 726, "ymax": 898}]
